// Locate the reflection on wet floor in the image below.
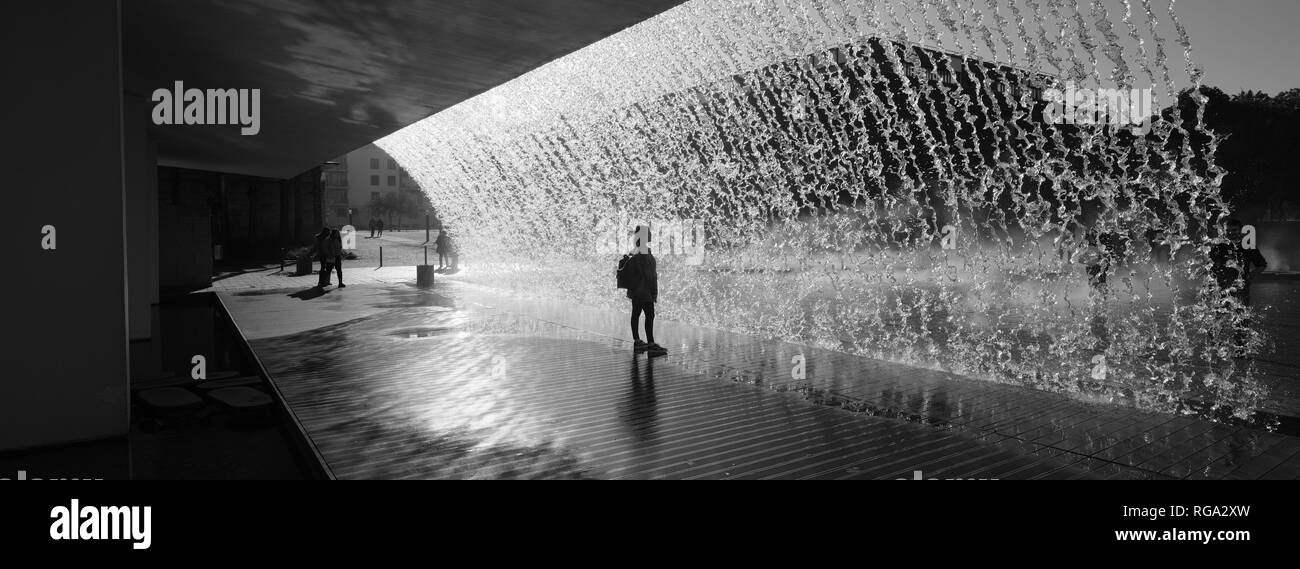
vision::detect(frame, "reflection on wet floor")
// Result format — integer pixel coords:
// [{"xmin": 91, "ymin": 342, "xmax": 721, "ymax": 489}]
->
[
  {"xmin": 18, "ymin": 293, "xmax": 318, "ymax": 479},
  {"xmin": 390, "ymin": 327, "xmax": 455, "ymax": 339},
  {"xmin": 139, "ymin": 295, "xmax": 308, "ymax": 477}
]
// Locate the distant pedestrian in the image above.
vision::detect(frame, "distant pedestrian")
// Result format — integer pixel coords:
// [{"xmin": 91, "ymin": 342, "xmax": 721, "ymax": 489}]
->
[
  {"xmin": 622, "ymin": 225, "xmax": 665, "ymax": 357},
  {"xmin": 446, "ymin": 231, "xmax": 459, "ymax": 269},
  {"xmin": 314, "ymin": 227, "xmax": 332, "ymax": 287},
  {"xmin": 1211, "ymin": 218, "xmax": 1267, "ymax": 306},
  {"xmin": 1082, "ymin": 226, "xmax": 1126, "ymax": 291},
  {"xmin": 435, "ymin": 230, "xmax": 449, "ymax": 269},
  {"xmin": 329, "ymin": 228, "xmax": 346, "ymax": 288},
  {"xmin": 376, "ymin": 218, "xmax": 384, "ymax": 237},
  {"xmin": 1210, "ymin": 218, "xmax": 1267, "ymax": 354},
  {"xmin": 369, "ymin": 218, "xmax": 376, "ymax": 238},
  {"xmin": 1144, "ymin": 227, "xmax": 1168, "ymax": 265}
]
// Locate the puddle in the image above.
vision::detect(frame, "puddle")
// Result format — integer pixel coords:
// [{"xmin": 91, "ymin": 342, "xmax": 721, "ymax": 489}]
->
[{"xmin": 389, "ymin": 327, "xmax": 456, "ymax": 339}]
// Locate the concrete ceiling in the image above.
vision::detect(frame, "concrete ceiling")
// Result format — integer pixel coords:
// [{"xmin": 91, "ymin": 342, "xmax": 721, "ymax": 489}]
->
[{"xmin": 122, "ymin": 0, "xmax": 685, "ymax": 179}]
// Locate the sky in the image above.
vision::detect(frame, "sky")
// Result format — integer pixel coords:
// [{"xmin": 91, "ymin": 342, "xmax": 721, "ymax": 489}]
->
[{"xmin": 1177, "ymin": 0, "xmax": 1300, "ymax": 96}]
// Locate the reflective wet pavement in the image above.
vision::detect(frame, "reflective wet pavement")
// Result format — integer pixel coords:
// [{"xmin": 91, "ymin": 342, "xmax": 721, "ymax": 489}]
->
[{"xmin": 216, "ymin": 271, "xmax": 1300, "ymax": 480}]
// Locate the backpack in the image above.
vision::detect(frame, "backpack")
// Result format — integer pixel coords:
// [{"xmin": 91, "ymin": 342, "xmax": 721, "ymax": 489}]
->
[{"xmin": 616, "ymin": 254, "xmax": 639, "ymax": 289}]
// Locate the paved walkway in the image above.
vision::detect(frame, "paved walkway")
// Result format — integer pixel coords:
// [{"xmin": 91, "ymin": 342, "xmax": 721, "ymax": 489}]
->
[{"xmin": 208, "ymin": 268, "xmax": 1300, "ymax": 480}]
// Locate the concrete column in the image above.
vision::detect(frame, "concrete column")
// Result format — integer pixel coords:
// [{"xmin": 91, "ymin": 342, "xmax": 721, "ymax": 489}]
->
[
  {"xmin": 125, "ymin": 95, "xmax": 159, "ymax": 341},
  {"xmin": 280, "ymin": 177, "xmax": 295, "ymax": 246},
  {"xmin": 246, "ymin": 177, "xmax": 258, "ymax": 254},
  {"xmin": 4, "ymin": 0, "xmax": 130, "ymax": 451}
]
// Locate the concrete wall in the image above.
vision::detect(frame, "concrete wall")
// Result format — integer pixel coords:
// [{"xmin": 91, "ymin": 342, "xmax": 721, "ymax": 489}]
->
[
  {"xmin": 4, "ymin": 1, "xmax": 129, "ymax": 451},
  {"xmin": 160, "ymin": 165, "xmax": 323, "ymax": 282},
  {"xmin": 158, "ymin": 167, "xmax": 216, "ymax": 293}
]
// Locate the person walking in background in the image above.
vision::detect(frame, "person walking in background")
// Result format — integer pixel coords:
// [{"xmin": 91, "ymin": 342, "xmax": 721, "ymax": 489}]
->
[
  {"xmin": 329, "ymin": 228, "xmax": 346, "ymax": 288},
  {"xmin": 624, "ymin": 225, "xmax": 666, "ymax": 357},
  {"xmin": 314, "ymin": 227, "xmax": 333, "ymax": 288},
  {"xmin": 376, "ymin": 217, "xmax": 384, "ymax": 237},
  {"xmin": 447, "ymin": 231, "xmax": 460, "ymax": 270},
  {"xmin": 435, "ymin": 229, "xmax": 449, "ymax": 269},
  {"xmin": 369, "ymin": 218, "xmax": 376, "ymax": 238},
  {"xmin": 1210, "ymin": 218, "xmax": 1267, "ymax": 356},
  {"xmin": 1211, "ymin": 218, "xmax": 1267, "ymax": 307},
  {"xmin": 1082, "ymin": 224, "xmax": 1126, "ymax": 292}
]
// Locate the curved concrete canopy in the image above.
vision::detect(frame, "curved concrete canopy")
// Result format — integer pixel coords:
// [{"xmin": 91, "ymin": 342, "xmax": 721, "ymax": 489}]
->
[{"xmin": 122, "ymin": 0, "xmax": 685, "ymax": 179}]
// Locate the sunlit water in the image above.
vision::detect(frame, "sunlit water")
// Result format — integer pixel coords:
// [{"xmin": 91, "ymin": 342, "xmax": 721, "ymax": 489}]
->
[{"xmin": 379, "ymin": 0, "xmax": 1265, "ymax": 419}]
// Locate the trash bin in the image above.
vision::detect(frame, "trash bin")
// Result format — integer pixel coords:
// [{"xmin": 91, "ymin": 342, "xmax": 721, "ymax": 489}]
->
[
  {"xmin": 417, "ymin": 265, "xmax": 435, "ymax": 288},
  {"xmin": 296, "ymin": 254, "xmax": 313, "ymax": 276}
]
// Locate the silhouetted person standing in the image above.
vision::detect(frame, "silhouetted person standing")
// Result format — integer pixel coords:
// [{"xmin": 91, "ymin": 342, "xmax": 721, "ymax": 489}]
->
[
  {"xmin": 376, "ymin": 218, "xmax": 384, "ymax": 237},
  {"xmin": 329, "ymin": 228, "xmax": 345, "ymax": 288},
  {"xmin": 624, "ymin": 225, "xmax": 665, "ymax": 357},
  {"xmin": 435, "ymin": 230, "xmax": 449, "ymax": 269},
  {"xmin": 369, "ymin": 218, "xmax": 376, "ymax": 238},
  {"xmin": 450, "ymin": 233, "xmax": 460, "ymax": 269},
  {"xmin": 1211, "ymin": 218, "xmax": 1267, "ymax": 307},
  {"xmin": 1210, "ymin": 218, "xmax": 1267, "ymax": 355},
  {"xmin": 314, "ymin": 227, "xmax": 332, "ymax": 288},
  {"xmin": 1084, "ymin": 227, "xmax": 1126, "ymax": 291}
]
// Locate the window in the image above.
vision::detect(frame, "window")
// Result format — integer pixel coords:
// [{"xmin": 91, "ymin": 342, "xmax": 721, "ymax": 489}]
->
[
  {"xmin": 370, "ymin": 175, "xmax": 379, "ymax": 186},
  {"xmin": 387, "ymin": 176, "xmax": 397, "ymax": 186},
  {"xmin": 371, "ymin": 192, "xmax": 380, "ymax": 202},
  {"xmin": 370, "ymin": 158, "xmax": 379, "ymax": 169},
  {"xmin": 387, "ymin": 159, "xmax": 396, "ymax": 170}
]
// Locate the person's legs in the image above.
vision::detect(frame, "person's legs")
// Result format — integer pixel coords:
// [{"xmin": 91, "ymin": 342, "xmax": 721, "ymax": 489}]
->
[
  {"xmin": 334, "ymin": 257, "xmax": 344, "ymax": 286},
  {"xmin": 644, "ymin": 302, "xmax": 667, "ymax": 356},
  {"xmin": 1231, "ymin": 285, "xmax": 1252, "ymax": 353},
  {"xmin": 630, "ymin": 301, "xmax": 644, "ymax": 342},
  {"xmin": 318, "ymin": 261, "xmax": 331, "ymax": 286},
  {"xmin": 643, "ymin": 302, "xmax": 656, "ymax": 345}
]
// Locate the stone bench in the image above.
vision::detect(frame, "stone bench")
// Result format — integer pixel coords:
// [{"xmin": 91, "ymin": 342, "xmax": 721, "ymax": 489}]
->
[{"xmin": 206, "ymin": 386, "xmax": 274, "ymax": 428}]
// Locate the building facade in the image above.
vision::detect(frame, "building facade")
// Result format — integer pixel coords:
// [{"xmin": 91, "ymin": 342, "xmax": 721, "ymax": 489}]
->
[{"xmin": 322, "ymin": 143, "xmax": 435, "ymax": 230}]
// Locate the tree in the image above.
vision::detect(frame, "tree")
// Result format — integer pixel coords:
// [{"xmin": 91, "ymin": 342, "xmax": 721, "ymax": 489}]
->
[
  {"xmin": 1175, "ymin": 86, "xmax": 1300, "ymax": 219},
  {"xmin": 370, "ymin": 192, "xmax": 425, "ymax": 229}
]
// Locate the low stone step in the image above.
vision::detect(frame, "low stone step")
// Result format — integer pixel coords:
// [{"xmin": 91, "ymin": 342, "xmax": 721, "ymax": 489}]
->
[
  {"xmin": 194, "ymin": 376, "xmax": 262, "ymax": 390},
  {"xmin": 133, "ymin": 370, "xmax": 242, "ymax": 390},
  {"xmin": 207, "ymin": 386, "xmax": 272, "ymax": 409},
  {"xmin": 137, "ymin": 387, "xmax": 203, "ymax": 410}
]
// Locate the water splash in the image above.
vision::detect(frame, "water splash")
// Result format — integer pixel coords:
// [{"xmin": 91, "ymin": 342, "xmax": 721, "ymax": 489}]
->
[{"xmin": 378, "ymin": 0, "xmax": 1265, "ymax": 420}]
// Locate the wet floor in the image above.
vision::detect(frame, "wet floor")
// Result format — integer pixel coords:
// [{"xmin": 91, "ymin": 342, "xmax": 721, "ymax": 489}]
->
[{"xmin": 219, "ymin": 281, "xmax": 1300, "ymax": 479}]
